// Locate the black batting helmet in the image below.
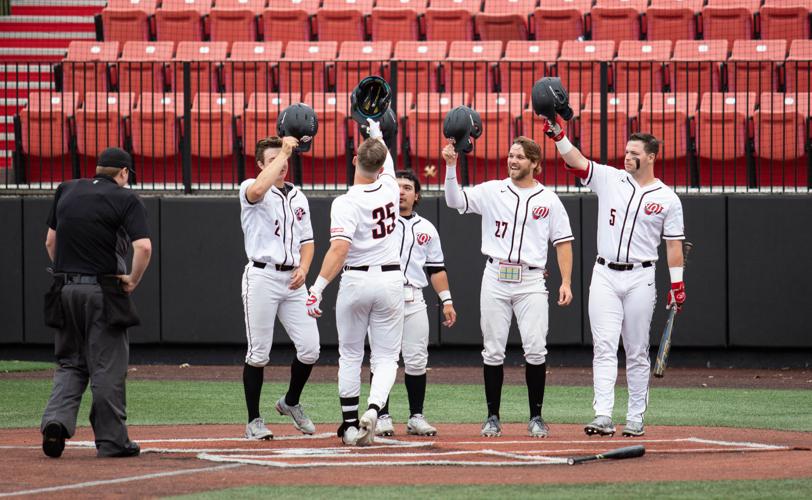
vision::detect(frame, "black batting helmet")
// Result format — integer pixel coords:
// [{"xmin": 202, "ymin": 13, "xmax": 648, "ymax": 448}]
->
[
  {"xmin": 443, "ymin": 106, "xmax": 481, "ymax": 154},
  {"xmin": 351, "ymin": 76, "xmax": 392, "ymax": 124},
  {"xmin": 277, "ymin": 103, "xmax": 318, "ymax": 153}
]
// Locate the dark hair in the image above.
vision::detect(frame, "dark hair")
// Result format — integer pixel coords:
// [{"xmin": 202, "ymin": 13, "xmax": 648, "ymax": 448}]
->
[
  {"xmin": 255, "ymin": 136, "xmax": 283, "ymax": 162},
  {"xmin": 396, "ymin": 170, "xmax": 421, "ymax": 206},
  {"xmin": 356, "ymin": 139, "xmax": 389, "ymax": 174},
  {"xmin": 628, "ymin": 132, "xmax": 660, "ymax": 156}
]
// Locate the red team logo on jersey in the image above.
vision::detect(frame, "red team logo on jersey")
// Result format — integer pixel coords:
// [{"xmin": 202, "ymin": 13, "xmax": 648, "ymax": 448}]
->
[
  {"xmin": 645, "ymin": 202, "xmax": 664, "ymax": 215},
  {"xmin": 416, "ymin": 233, "xmax": 432, "ymax": 245},
  {"xmin": 532, "ymin": 206, "xmax": 550, "ymax": 220},
  {"xmin": 295, "ymin": 207, "xmax": 305, "ymax": 221}
]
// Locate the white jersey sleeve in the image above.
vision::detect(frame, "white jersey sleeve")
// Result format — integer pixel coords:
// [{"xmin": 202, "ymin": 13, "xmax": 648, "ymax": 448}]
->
[
  {"xmin": 329, "ymin": 195, "xmax": 357, "ymax": 244},
  {"xmin": 300, "ymin": 196, "xmax": 314, "ymax": 245},
  {"xmin": 581, "ymin": 161, "xmax": 620, "ymax": 196},
  {"xmin": 425, "ymin": 224, "xmax": 445, "ymax": 268},
  {"xmin": 239, "ymin": 179, "xmax": 261, "ymax": 207},
  {"xmin": 662, "ymin": 193, "xmax": 686, "ymax": 241},
  {"xmin": 459, "ymin": 183, "xmax": 488, "ymax": 215},
  {"xmin": 549, "ymin": 194, "xmax": 575, "ymax": 246}
]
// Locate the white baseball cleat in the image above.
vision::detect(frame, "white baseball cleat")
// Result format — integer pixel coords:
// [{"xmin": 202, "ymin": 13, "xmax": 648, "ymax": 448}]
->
[
  {"xmin": 244, "ymin": 417, "xmax": 273, "ymax": 440},
  {"xmin": 275, "ymin": 397, "xmax": 316, "ymax": 435},
  {"xmin": 622, "ymin": 421, "xmax": 645, "ymax": 437},
  {"xmin": 527, "ymin": 416, "xmax": 549, "ymax": 438},
  {"xmin": 480, "ymin": 415, "xmax": 502, "ymax": 437},
  {"xmin": 355, "ymin": 408, "xmax": 378, "ymax": 446},
  {"xmin": 584, "ymin": 415, "xmax": 616, "ymax": 437},
  {"xmin": 406, "ymin": 414, "xmax": 437, "ymax": 436},
  {"xmin": 375, "ymin": 414, "xmax": 395, "ymax": 437}
]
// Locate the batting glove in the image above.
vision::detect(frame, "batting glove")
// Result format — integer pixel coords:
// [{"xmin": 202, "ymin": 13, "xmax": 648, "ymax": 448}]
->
[
  {"xmin": 366, "ymin": 118, "xmax": 383, "ymax": 140},
  {"xmin": 306, "ymin": 289, "xmax": 323, "ymax": 318},
  {"xmin": 667, "ymin": 282, "xmax": 686, "ymax": 312},
  {"xmin": 542, "ymin": 117, "xmax": 566, "ymax": 142}
]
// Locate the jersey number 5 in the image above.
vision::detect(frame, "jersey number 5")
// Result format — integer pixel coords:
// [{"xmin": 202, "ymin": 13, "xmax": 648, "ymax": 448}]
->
[
  {"xmin": 609, "ymin": 208, "xmax": 617, "ymax": 226},
  {"xmin": 372, "ymin": 202, "xmax": 396, "ymax": 239}
]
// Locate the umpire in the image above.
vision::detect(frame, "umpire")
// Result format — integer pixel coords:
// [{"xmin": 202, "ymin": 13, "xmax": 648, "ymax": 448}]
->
[{"xmin": 41, "ymin": 147, "xmax": 152, "ymax": 459}]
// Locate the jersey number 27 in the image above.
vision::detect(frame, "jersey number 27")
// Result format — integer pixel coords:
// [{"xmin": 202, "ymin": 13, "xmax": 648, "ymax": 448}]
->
[{"xmin": 372, "ymin": 202, "xmax": 396, "ymax": 239}]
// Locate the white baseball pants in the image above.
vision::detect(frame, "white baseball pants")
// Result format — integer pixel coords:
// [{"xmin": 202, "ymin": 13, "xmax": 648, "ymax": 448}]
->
[
  {"xmin": 480, "ymin": 262, "xmax": 549, "ymax": 366},
  {"xmin": 588, "ymin": 262, "xmax": 657, "ymax": 423},
  {"xmin": 336, "ymin": 267, "xmax": 404, "ymax": 408},
  {"xmin": 242, "ymin": 263, "xmax": 320, "ymax": 367},
  {"xmin": 402, "ymin": 287, "xmax": 429, "ymax": 376}
]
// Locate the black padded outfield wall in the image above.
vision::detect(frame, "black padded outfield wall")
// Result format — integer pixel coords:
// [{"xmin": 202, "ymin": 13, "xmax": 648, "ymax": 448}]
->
[{"xmin": 3, "ymin": 194, "xmax": 811, "ymax": 348}]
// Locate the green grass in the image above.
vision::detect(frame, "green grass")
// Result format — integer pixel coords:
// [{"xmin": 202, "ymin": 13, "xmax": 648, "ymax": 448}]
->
[
  {"xmin": 0, "ymin": 360, "xmax": 53, "ymax": 373},
  {"xmin": 171, "ymin": 479, "xmax": 812, "ymax": 500},
  {"xmin": 1, "ymin": 379, "xmax": 810, "ymax": 431}
]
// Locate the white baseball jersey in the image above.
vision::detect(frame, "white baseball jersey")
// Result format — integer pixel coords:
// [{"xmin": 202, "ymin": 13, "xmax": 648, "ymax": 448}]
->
[
  {"xmin": 582, "ymin": 162, "xmax": 685, "ymax": 263},
  {"xmin": 329, "ymin": 174, "xmax": 400, "ymax": 267},
  {"xmin": 239, "ymin": 180, "xmax": 314, "ymax": 266},
  {"xmin": 459, "ymin": 179, "xmax": 574, "ymax": 269},
  {"xmin": 395, "ymin": 213, "xmax": 445, "ymax": 289}
]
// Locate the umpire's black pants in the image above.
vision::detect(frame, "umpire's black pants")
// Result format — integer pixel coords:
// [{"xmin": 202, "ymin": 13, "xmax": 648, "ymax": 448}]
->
[{"xmin": 40, "ymin": 283, "xmax": 132, "ymax": 456}]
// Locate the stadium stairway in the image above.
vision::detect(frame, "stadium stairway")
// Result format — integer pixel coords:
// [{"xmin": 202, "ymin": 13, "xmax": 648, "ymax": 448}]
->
[{"xmin": 0, "ymin": 0, "xmax": 102, "ymax": 176}]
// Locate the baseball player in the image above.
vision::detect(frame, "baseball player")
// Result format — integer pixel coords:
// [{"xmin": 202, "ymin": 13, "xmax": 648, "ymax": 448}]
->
[
  {"xmin": 305, "ymin": 119, "xmax": 403, "ymax": 446},
  {"xmin": 444, "ymin": 135, "xmax": 575, "ymax": 438},
  {"xmin": 239, "ymin": 135, "xmax": 320, "ymax": 440},
  {"xmin": 373, "ymin": 169, "xmax": 457, "ymax": 438},
  {"xmin": 542, "ymin": 113, "xmax": 686, "ymax": 438}
]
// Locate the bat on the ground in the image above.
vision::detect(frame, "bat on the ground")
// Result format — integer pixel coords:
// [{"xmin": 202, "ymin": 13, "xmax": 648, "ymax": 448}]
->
[
  {"xmin": 653, "ymin": 241, "xmax": 693, "ymax": 378},
  {"xmin": 567, "ymin": 445, "xmax": 646, "ymax": 465}
]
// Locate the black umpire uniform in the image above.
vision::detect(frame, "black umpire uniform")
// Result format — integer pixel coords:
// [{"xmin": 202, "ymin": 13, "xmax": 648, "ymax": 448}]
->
[{"xmin": 41, "ymin": 147, "xmax": 152, "ymax": 458}]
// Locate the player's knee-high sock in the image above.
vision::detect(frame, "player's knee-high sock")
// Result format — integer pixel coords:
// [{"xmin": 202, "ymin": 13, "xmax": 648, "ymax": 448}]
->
[
  {"xmin": 340, "ymin": 396, "xmax": 359, "ymax": 427},
  {"xmin": 243, "ymin": 363, "xmax": 264, "ymax": 422},
  {"xmin": 285, "ymin": 358, "xmax": 313, "ymax": 406},
  {"xmin": 405, "ymin": 373, "xmax": 426, "ymax": 416},
  {"xmin": 483, "ymin": 364, "xmax": 504, "ymax": 418},
  {"xmin": 526, "ymin": 362, "xmax": 547, "ymax": 418},
  {"xmin": 369, "ymin": 372, "xmax": 391, "ymax": 415}
]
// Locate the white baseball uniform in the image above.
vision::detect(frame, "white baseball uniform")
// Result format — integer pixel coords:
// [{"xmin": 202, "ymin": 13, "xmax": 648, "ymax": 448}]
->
[
  {"xmin": 239, "ymin": 180, "xmax": 319, "ymax": 367},
  {"xmin": 453, "ymin": 178, "xmax": 574, "ymax": 366},
  {"xmin": 395, "ymin": 213, "xmax": 445, "ymax": 376},
  {"xmin": 330, "ymin": 152, "xmax": 404, "ymax": 409},
  {"xmin": 582, "ymin": 161, "xmax": 685, "ymax": 423}
]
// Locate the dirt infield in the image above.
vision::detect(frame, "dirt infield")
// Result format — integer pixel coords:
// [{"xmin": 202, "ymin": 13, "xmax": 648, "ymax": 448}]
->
[{"xmin": 1, "ymin": 423, "xmax": 811, "ymax": 498}]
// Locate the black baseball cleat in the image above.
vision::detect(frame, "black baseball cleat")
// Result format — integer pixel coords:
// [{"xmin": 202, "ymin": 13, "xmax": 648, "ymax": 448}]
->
[
  {"xmin": 99, "ymin": 441, "xmax": 140, "ymax": 458},
  {"xmin": 42, "ymin": 421, "xmax": 67, "ymax": 458}
]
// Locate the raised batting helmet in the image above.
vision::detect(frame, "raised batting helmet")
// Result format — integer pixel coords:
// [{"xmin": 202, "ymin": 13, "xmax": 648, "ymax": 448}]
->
[
  {"xmin": 531, "ymin": 77, "xmax": 574, "ymax": 122},
  {"xmin": 443, "ymin": 106, "xmax": 481, "ymax": 154},
  {"xmin": 277, "ymin": 103, "xmax": 318, "ymax": 153},
  {"xmin": 351, "ymin": 76, "xmax": 392, "ymax": 124}
]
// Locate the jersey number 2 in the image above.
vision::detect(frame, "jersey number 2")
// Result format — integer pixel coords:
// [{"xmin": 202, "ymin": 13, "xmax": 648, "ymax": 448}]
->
[{"xmin": 372, "ymin": 202, "xmax": 396, "ymax": 239}]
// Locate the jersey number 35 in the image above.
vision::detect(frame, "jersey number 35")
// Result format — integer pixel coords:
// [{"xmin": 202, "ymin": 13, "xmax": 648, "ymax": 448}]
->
[{"xmin": 372, "ymin": 202, "xmax": 396, "ymax": 239}]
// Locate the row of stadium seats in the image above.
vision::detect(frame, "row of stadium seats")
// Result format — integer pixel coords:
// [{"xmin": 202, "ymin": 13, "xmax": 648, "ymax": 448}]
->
[
  {"xmin": 60, "ymin": 39, "xmax": 812, "ymax": 102},
  {"xmin": 100, "ymin": 0, "xmax": 812, "ymax": 46},
  {"xmin": 18, "ymin": 89, "xmax": 811, "ymax": 186}
]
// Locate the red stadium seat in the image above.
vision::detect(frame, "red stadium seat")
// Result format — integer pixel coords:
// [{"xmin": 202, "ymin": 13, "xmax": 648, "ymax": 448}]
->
[
  {"xmin": 581, "ymin": 92, "xmax": 641, "ymax": 161},
  {"xmin": 471, "ymin": 90, "xmax": 525, "ymax": 165},
  {"xmin": 589, "ymin": 2, "xmax": 643, "ymax": 44},
  {"xmin": 209, "ymin": 0, "xmax": 264, "ymax": 50},
  {"xmin": 131, "ymin": 92, "xmax": 184, "ymax": 158},
  {"xmin": 727, "ymin": 40, "xmax": 786, "ymax": 93},
  {"xmin": 243, "ymin": 92, "xmax": 302, "ymax": 158},
  {"xmin": 224, "ymin": 42, "xmax": 282, "ymax": 97},
  {"xmin": 75, "ymin": 92, "xmax": 134, "ymax": 157},
  {"xmin": 393, "ymin": 41, "xmax": 446, "ymax": 94},
  {"xmin": 557, "ymin": 40, "xmax": 615, "ymax": 96},
  {"xmin": 646, "ymin": 0, "xmax": 703, "ymax": 44},
  {"xmin": 335, "ymin": 41, "xmax": 392, "ymax": 92},
  {"xmin": 370, "ymin": 8, "xmax": 421, "ymax": 43},
  {"xmin": 304, "ymin": 92, "xmax": 351, "ymax": 112},
  {"xmin": 155, "ymin": 0, "xmax": 211, "ymax": 46},
  {"xmin": 62, "ymin": 41, "xmax": 118, "ymax": 100},
  {"xmin": 430, "ymin": 0, "xmax": 481, "ymax": 14},
  {"xmin": 446, "ymin": 41, "xmax": 501, "ymax": 95},
  {"xmin": 473, "ymin": 92, "xmax": 525, "ymax": 117},
  {"xmin": 754, "ymin": 92, "xmax": 810, "ymax": 187},
  {"xmin": 317, "ymin": 0, "xmax": 373, "ymax": 44},
  {"xmin": 406, "ymin": 92, "xmax": 469, "ymax": 164},
  {"xmin": 533, "ymin": 0, "xmax": 590, "ymax": 44},
  {"xmin": 475, "ymin": 0, "xmax": 535, "ymax": 46},
  {"xmin": 20, "ymin": 92, "xmax": 78, "ymax": 158},
  {"xmin": 614, "ymin": 41, "xmax": 671, "ymax": 95},
  {"xmin": 190, "ymin": 92, "xmax": 244, "ymax": 160},
  {"xmin": 520, "ymin": 92, "xmax": 581, "ymax": 164},
  {"xmin": 696, "ymin": 91, "xmax": 756, "ymax": 185},
  {"xmin": 300, "ymin": 109, "xmax": 349, "ymax": 185},
  {"xmin": 376, "ymin": 0, "xmax": 428, "ymax": 11},
  {"xmin": 118, "ymin": 41, "xmax": 173, "ymax": 96},
  {"xmin": 760, "ymin": 1, "xmax": 811, "ymax": 42},
  {"xmin": 261, "ymin": 0, "xmax": 318, "ymax": 48},
  {"xmin": 424, "ymin": 7, "xmax": 475, "ymax": 42},
  {"xmin": 640, "ymin": 92, "xmax": 698, "ymax": 185},
  {"xmin": 321, "ymin": 0, "xmax": 374, "ymax": 14},
  {"xmin": 671, "ymin": 40, "xmax": 727, "ymax": 97},
  {"xmin": 172, "ymin": 42, "xmax": 228, "ymax": 96},
  {"xmin": 102, "ymin": 0, "xmax": 155, "ymax": 44},
  {"xmin": 278, "ymin": 41, "xmax": 337, "ymax": 95},
  {"xmin": 501, "ymin": 41, "xmax": 558, "ymax": 100},
  {"xmin": 785, "ymin": 40, "xmax": 812, "ymax": 93},
  {"xmin": 701, "ymin": 0, "xmax": 759, "ymax": 47}
]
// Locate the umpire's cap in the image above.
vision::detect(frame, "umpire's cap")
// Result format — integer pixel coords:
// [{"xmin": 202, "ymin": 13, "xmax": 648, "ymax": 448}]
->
[
  {"xmin": 351, "ymin": 76, "xmax": 392, "ymax": 124},
  {"xmin": 443, "ymin": 106, "xmax": 481, "ymax": 154},
  {"xmin": 277, "ymin": 103, "xmax": 318, "ymax": 153},
  {"xmin": 98, "ymin": 147, "xmax": 134, "ymax": 173}
]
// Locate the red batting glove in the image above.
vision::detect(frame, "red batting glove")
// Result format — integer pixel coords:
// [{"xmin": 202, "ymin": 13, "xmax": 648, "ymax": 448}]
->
[
  {"xmin": 542, "ymin": 117, "xmax": 566, "ymax": 142},
  {"xmin": 667, "ymin": 282, "xmax": 686, "ymax": 312}
]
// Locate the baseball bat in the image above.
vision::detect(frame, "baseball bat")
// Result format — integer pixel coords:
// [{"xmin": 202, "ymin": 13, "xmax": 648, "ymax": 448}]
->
[
  {"xmin": 653, "ymin": 241, "xmax": 693, "ymax": 378},
  {"xmin": 567, "ymin": 445, "xmax": 646, "ymax": 465}
]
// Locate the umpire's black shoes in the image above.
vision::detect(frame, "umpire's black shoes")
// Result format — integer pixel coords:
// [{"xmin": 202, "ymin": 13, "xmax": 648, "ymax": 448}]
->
[
  {"xmin": 42, "ymin": 421, "xmax": 67, "ymax": 458},
  {"xmin": 99, "ymin": 441, "xmax": 140, "ymax": 458}
]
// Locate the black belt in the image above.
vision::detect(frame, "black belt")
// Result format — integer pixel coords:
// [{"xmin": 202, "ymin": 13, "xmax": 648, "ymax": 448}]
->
[
  {"xmin": 63, "ymin": 274, "xmax": 99, "ymax": 285},
  {"xmin": 344, "ymin": 264, "xmax": 401, "ymax": 272},
  {"xmin": 253, "ymin": 261, "xmax": 295, "ymax": 272},
  {"xmin": 487, "ymin": 257, "xmax": 539, "ymax": 271},
  {"xmin": 596, "ymin": 257, "xmax": 653, "ymax": 271}
]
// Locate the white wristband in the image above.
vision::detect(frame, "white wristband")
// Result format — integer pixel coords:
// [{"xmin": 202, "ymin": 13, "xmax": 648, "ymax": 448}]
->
[
  {"xmin": 445, "ymin": 164, "xmax": 457, "ymax": 177},
  {"xmin": 669, "ymin": 267, "xmax": 684, "ymax": 283},
  {"xmin": 438, "ymin": 290, "xmax": 452, "ymax": 304},
  {"xmin": 555, "ymin": 136, "xmax": 574, "ymax": 155},
  {"xmin": 311, "ymin": 275, "xmax": 330, "ymax": 295}
]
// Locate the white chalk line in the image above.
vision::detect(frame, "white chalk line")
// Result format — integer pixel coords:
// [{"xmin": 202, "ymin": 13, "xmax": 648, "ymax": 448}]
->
[
  {"xmin": 682, "ymin": 437, "xmax": 789, "ymax": 449},
  {"xmin": 0, "ymin": 463, "xmax": 243, "ymax": 498},
  {"xmin": 197, "ymin": 452, "xmax": 568, "ymax": 468}
]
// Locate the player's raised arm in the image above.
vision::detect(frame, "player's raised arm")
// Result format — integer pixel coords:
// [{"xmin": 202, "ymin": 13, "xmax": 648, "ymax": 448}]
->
[
  {"xmin": 367, "ymin": 118, "xmax": 395, "ymax": 178},
  {"xmin": 532, "ymin": 77, "xmax": 589, "ymax": 175},
  {"xmin": 246, "ymin": 137, "xmax": 298, "ymax": 203},
  {"xmin": 542, "ymin": 117, "xmax": 589, "ymax": 174},
  {"xmin": 442, "ymin": 144, "xmax": 465, "ymax": 209}
]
